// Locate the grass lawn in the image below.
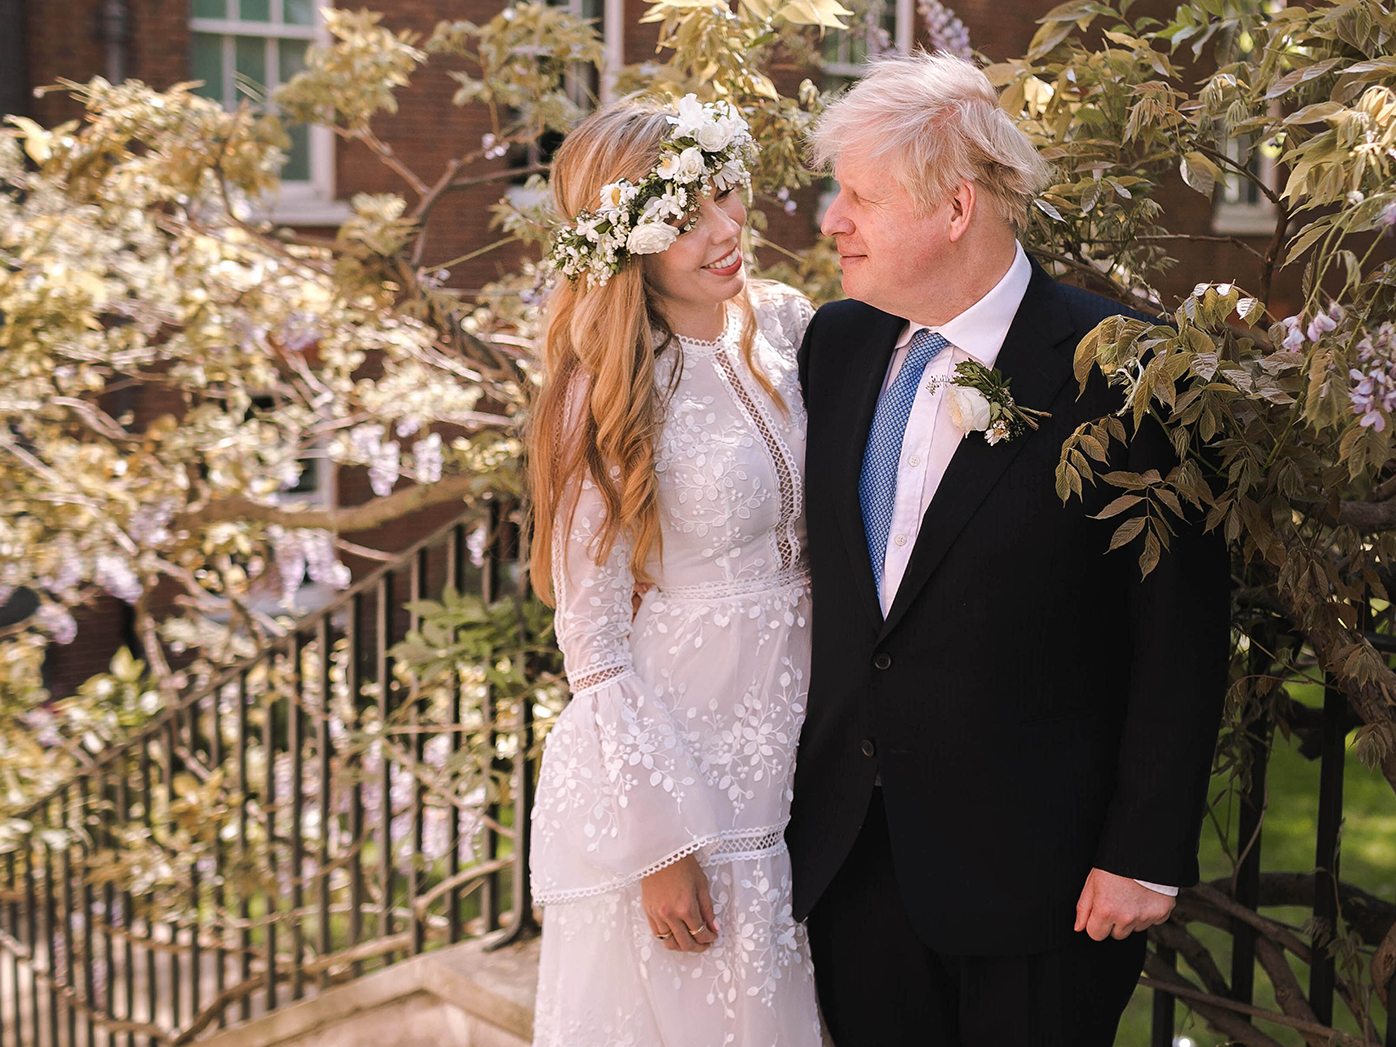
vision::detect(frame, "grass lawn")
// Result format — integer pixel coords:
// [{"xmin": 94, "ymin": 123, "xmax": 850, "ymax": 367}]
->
[{"xmin": 1115, "ymin": 691, "xmax": 1396, "ymax": 1045}]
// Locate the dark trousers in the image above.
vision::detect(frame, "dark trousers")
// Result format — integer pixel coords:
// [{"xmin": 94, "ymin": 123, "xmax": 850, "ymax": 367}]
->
[{"xmin": 806, "ymin": 791, "xmax": 1147, "ymax": 1047}]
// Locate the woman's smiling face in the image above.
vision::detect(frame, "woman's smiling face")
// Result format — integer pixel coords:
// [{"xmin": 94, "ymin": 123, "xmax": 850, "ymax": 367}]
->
[{"xmin": 642, "ymin": 188, "xmax": 748, "ymax": 330}]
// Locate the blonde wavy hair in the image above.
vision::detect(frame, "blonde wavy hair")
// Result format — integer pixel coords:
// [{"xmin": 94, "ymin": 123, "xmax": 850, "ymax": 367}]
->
[
  {"xmin": 529, "ymin": 98, "xmax": 781, "ymax": 606},
  {"xmin": 809, "ymin": 51, "xmax": 1052, "ymax": 229}
]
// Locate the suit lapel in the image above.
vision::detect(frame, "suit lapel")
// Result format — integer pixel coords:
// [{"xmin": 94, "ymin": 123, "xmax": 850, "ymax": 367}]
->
[
  {"xmin": 829, "ymin": 308, "xmax": 906, "ymax": 624},
  {"xmin": 877, "ymin": 262, "xmax": 1079, "ymax": 640}
]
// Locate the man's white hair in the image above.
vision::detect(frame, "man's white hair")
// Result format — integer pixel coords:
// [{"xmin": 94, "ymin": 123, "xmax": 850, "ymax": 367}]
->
[{"xmin": 809, "ymin": 50, "xmax": 1052, "ymax": 229}]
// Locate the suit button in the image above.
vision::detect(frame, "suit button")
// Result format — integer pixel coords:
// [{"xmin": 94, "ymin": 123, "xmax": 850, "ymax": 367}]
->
[
  {"xmin": 872, "ymin": 652, "xmax": 892, "ymax": 670},
  {"xmin": 861, "ymin": 739, "xmax": 877, "ymax": 758}
]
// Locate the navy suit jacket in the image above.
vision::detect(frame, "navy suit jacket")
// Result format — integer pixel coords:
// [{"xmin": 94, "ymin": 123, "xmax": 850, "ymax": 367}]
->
[{"xmin": 786, "ymin": 258, "xmax": 1231, "ymax": 955}]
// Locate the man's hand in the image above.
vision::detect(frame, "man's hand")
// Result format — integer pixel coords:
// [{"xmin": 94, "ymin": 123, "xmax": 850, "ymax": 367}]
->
[
  {"xmin": 641, "ymin": 854, "xmax": 719, "ymax": 953},
  {"xmin": 1074, "ymin": 867, "xmax": 1174, "ymax": 941}
]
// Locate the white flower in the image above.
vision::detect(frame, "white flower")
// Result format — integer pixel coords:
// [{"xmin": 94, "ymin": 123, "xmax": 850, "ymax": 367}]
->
[
  {"xmin": 675, "ymin": 146, "xmax": 706, "ymax": 182},
  {"xmin": 945, "ymin": 384, "xmax": 992, "ymax": 433},
  {"xmin": 598, "ymin": 180, "xmax": 631, "ymax": 212},
  {"xmin": 696, "ymin": 118, "xmax": 735, "ymax": 151},
  {"xmin": 574, "ymin": 214, "xmax": 606, "ymax": 243},
  {"xmin": 654, "ymin": 152, "xmax": 683, "ymax": 181},
  {"xmin": 626, "ymin": 222, "xmax": 679, "ymax": 255},
  {"xmin": 713, "ymin": 158, "xmax": 748, "ymax": 191},
  {"xmin": 671, "ymin": 94, "xmax": 707, "ymax": 138},
  {"xmin": 985, "ymin": 419, "xmax": 1013, "ymax": 446}
]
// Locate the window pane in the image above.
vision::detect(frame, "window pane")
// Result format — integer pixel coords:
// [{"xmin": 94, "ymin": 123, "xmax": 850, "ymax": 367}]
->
[
  {"xmin": 192, "ymin": 33, "xmax": 225, "ymax": 103},
  {"xmin": 285, "ymin": 0, "xmax": 315, "ymax": 25},
  {"xmin": 278, "ymin": 38, "xmax": 307, "ymax": 87},
  {"xmin": 237, "ymin": 0, "xmax": 271, "ymax": 22},
  {"xmin": 192, "ymin": 0, "xmax": 227, "ymax": 18},
  {"xmin": 235, "ymin": 36, "xmax": 268, "ymax": 102},
  {"xmin": 282, "ymin": 123, "xmax": 311, "ymax": 182}
]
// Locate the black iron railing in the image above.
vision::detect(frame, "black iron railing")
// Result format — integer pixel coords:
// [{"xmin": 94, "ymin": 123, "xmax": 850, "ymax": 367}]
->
[
  {"xmin": 0, "ymin": 509, "xmax": 538, "ymax": 1046},
  {"xmin": 1147, "ymin": 634, "xmax": 1396, "ymax": 1045}
]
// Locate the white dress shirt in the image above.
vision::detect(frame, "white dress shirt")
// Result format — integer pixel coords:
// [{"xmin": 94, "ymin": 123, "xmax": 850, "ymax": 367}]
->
[{"xmin": 871, "ymin": 241, "xmax": 1177, "ymax": 898}]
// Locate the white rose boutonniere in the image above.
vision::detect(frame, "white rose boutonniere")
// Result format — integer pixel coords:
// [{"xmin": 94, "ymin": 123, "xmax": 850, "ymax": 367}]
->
[
  {"xmin": 944, "ymin": 360, "xmax": 1051, "ymax": 444},
  {"xmin": 626, "ymin": 222, "xmax": 680, "ymax": 255},
  {"xmin": 945, "ymin": 385, "xmax": 992, "ymax": 433}
]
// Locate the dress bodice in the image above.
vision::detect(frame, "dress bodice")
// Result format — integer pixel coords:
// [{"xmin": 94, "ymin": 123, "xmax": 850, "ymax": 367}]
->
[{"xmin": 646, "ymin": 288, "xmax": 811, "ymax": 594}]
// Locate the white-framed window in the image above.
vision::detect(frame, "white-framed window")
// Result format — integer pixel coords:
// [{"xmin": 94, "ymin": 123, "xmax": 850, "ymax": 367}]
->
[
  {"xmin": 821, "ymin": 0, "xmax": 914, "ymax": 79},
  {"xmin": 505, "ymin": 0, "xmax": 618, "ymax": 208},
  {"xmin": 1213, "ymin": 132, "xmax": 1280, "ymax": 236},
  {"xmin": 191, "ymin": 0, "xmax": 350, "ymax": 225}
]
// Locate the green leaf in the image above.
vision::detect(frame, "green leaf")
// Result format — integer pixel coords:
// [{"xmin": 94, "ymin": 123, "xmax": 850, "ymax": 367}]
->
[
  {"xmin": 1264, "ymin": 56, "xmax": 1346, "ymax": 99},
  {"xmin": 1109, "ymin": 516, "xmax": 1147, "ymax": 551},
  {"xmin": 1283, "ymin": 101, "xmax": 1347, "ymax": 125},
  {"xmin": 1093, "ymin": 494, "xmax": 1144, "ymax": 519},
  {"xmin": 1179, "ymin": 151, "xmax": 1223, "ymax": 196},
  {"xmin": 1138, "ymin": 529, "xmax": 1161, "ymax": 577}
]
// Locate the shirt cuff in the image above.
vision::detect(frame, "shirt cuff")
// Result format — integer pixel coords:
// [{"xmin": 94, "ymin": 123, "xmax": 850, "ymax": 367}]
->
[{"xmin": 1132, "ymin": 878, "xmax": 1179, "ymax": 897}]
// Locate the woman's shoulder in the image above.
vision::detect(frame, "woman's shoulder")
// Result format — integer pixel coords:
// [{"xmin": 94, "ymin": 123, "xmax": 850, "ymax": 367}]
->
[{"xmin": 748, "ymin": 280, "xmax": 815, "ymax": 352}]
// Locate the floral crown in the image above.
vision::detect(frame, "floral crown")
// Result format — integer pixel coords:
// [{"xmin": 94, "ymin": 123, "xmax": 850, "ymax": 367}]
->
[{"xmin": 548, "ymin": 94, "xmax": 756, "ymax": 289}]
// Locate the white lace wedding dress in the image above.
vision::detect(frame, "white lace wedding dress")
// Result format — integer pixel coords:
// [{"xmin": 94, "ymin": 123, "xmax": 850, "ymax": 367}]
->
[{"xmin": 531, "ymin": 285, "xmax": 824, "ymax": 1047}]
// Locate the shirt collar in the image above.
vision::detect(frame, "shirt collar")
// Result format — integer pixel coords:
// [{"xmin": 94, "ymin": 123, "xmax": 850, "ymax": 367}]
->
[{"xmin": 894, "ymin": 241, "xmax": 1031, "ymax": 368}]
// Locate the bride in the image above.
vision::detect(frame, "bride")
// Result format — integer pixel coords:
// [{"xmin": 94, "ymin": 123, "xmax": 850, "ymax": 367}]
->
[{"xmin": 526, "ymin": 94, "xmax": 824, "ymax": 1046}]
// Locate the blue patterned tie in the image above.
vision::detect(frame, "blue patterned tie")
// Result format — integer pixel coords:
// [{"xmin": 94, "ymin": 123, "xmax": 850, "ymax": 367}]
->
[{"xmin": 859, "ymin": 329, "xmax": 949, "ymax": 594}]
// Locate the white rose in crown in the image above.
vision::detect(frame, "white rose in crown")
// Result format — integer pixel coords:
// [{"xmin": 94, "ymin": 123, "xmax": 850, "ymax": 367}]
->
[
  {"xmin": 945, "ymin": 384, "xmax": 992, "ymax": 434},
  {"xmin": 696, "ymin": 117, "xmax": 735, "ymax": 151},
  {"xmin": 675, "ymin": 146, "xmax": 706, "ymax": 182},
  {"xmin": 626, "ymin": 222, "xmax": 680, "ymax": 255}
]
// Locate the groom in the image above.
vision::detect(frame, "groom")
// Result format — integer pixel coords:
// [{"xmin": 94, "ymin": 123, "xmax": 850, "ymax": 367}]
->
[{"xmin": 786, "ymin": 52, "xmax": 1231, "ymax": 1046}]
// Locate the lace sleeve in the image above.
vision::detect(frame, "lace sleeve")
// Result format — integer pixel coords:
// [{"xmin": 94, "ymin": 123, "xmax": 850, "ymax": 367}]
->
[
  {"xmin": 549, "ymin": 470, "xmax": 639, "ymax": 696},
  {"xmin": 754, "ymin": 282, "xmax": 815, "ymax": 360},
  {"xmin": 530, "ymin": 460, "xmax": 727, "ymax": 906}
]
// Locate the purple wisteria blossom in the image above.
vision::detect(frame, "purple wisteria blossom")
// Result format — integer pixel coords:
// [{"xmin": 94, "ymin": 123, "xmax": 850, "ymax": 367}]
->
[
  {"xmin": 1349, "ymin": 321, "xmax": 1396, "ymax": 431},
  {"xmin": 36, "ymin": 603, "xmax": 77, "ymax": 644},
  {"xmin": 919, "ymin": 0, "xmax": 972, "ymax": 59}
]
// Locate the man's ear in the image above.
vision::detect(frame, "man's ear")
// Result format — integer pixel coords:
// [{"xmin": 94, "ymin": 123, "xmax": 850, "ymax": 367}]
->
[{"xmin": 946, "ymin": 182, "xmax": 976, "ymax": 243}]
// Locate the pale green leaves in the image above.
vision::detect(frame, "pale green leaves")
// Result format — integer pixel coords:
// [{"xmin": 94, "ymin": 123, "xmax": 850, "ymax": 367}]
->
[
  {"xmin": 274, "ymin": 9, "xmax": 427, "ymax": 127},
  {"xmin": 429, "ymin": 5, "xmax": 603, "ymax": 133}
]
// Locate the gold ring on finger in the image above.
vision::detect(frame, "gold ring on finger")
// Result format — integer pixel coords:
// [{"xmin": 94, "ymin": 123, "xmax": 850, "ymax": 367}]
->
[
  {"xmin": 656, "ymin": 932, "xmax": 672, "ymax": 941},
  {"xmin": 686, "ymin": 923, "xmax": 707, "ymax": 935}
]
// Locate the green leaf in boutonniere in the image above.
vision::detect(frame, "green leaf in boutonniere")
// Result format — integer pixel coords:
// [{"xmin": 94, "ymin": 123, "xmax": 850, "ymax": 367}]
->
[{"xmin": 944, "ymin": 361, "xmax": 1052, "ymax": 445}]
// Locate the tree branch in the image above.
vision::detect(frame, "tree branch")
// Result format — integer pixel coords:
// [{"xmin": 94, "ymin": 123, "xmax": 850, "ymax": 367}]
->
[
  {"xmin": 1139, "ymin": 967, "xmax": 1365, "ymax": 1046},
  {"xmin": 181, "ymin": 474, "xmax": 482, "ymax": 534},
  {"xmin": 1338, "ymin": 495, "xmax": 1396, "ymax": 531},
  {"xmin": 1141, "ymin": 960, "xmax": 1287, "ymax": 1047}
]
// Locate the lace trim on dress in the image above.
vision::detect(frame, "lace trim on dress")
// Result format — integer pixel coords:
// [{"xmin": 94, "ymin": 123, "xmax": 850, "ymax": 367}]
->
[
  {"xmin": 533, "ymin": 823, "xmax": 790, "ymax": 906},
  {"xmin": 702, "ymin": 828, "xmax": 785, "ymax": 862},
  {"xmin": 711, "ymin": 349, "xmax": 803, "ymax": 571},
  {"xmin": 567, "ymin": 663, "xmax": 634, "ymax": 697},
  {"xmin": 671, "ymin": 306, "xmax": 737, "ymax": 353}
]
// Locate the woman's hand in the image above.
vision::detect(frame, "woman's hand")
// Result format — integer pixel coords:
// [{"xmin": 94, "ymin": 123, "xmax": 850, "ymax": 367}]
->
[{"xmin": 640, "ymin": 854, "xmax": 719, "ymax": 953}]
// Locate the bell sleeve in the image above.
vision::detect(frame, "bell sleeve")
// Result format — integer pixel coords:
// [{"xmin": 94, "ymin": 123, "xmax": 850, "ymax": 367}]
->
[{"xmin": 529, "ymin": 466, "xmax": 726, "ymax": 906}]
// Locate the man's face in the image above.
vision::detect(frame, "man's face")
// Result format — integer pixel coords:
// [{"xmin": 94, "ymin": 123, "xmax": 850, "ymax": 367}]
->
[{"xmin": 820, "ymin": 151, "xmax": 950, "ymax": 320}]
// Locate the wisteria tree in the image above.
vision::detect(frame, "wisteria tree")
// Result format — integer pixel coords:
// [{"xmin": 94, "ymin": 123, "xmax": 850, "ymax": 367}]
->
[{"xmin": 0, "ymin": 0, "xmax": 853, "ymax": 834}]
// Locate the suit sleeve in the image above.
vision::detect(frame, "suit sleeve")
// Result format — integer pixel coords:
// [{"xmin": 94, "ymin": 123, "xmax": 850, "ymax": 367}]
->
[{"xmin": 1091, "ymin": 414, "xmax": 1232, "ymax": 887}]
